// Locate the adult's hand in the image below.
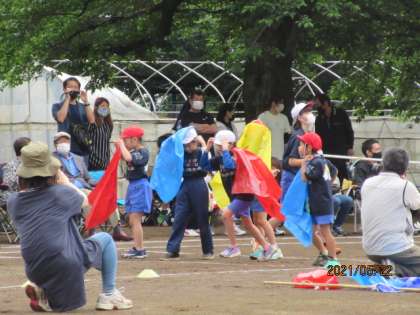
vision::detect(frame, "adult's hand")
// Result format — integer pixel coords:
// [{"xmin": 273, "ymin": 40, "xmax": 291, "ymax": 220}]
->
[{"xmin": 80, "ymin": 90, "xmax": 89, "ymax": 104}]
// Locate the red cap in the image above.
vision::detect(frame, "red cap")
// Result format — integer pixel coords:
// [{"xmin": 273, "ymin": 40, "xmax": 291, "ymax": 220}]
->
[
  {"xmin": 121, "ymin": 126, "xmax": 144, "ymax": 139},
  {"xmin": 298, "ymin": 132, "xmax": 323, "ymax": 151}
]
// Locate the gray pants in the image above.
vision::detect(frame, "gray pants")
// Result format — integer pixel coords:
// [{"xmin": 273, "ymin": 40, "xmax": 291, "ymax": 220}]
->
[{"xmin": 368, "ymin": 246, "xmax": 420, "ymax": 277}]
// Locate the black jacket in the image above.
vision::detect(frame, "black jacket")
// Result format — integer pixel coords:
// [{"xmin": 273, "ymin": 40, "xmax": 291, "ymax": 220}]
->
[{"xmin": 315, "ymin": 107, "xmax": 354, "ymax": 155}]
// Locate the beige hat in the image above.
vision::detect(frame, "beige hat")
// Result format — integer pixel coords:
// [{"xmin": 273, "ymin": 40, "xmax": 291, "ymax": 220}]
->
[
  {"xmin": 182, "ymin": 127, "xmax": 198, "ymax": 144},
  {"xmin": 214, "ymin": 130, "xmax": 236, "ymax": 145},
  {"xmin": 54, "ymin": 131, "xmax": 71, "ymax": 143},
  {"xmin": 17, "ymin": 142, "xmax": 61, "ymax": 178}
]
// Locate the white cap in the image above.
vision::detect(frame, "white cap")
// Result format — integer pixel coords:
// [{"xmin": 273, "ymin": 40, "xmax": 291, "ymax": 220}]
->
[
  {"xmin": 291, "ymin": 102, "xmax": 312, "ymax": 122},
  {"xmin": 182, "ymin": 127, "xmax": 198, "ymax": 144},
  {"xmin": 214, "ymin": 130, "xmax": 236, "ymax": 145},
  {"xmin": 54, "ymin": 131, "xmax": 71, "ymax": 143}
]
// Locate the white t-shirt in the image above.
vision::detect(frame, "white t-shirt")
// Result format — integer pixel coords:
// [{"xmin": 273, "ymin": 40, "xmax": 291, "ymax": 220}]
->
[
  {"xmin": 258, "ymin": 111, "xmax": 291, "ymax": 159},
  {"xmin": 361, "ymin": 172, "xmax": 420, "ymax": 256}
]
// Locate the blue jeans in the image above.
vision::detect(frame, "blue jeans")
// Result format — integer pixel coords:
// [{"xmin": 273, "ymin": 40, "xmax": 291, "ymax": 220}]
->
[
  {"xmin": 167, "ymin": 178, "xmax": 213, "ymax": 255},
  {"xmin": 88, "ymin": 232, "xmax": 117, "ymax": 294},
  {"xmin": 333, "ymin": 194, "xmax": 353, "ymax": 227},
  {"xmin": 281, "ymin": 170, "xmax": 296, "ymax": 202}
]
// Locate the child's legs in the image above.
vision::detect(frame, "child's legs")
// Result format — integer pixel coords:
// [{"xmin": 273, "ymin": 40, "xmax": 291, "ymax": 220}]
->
[
  {"xmin": 167, "ymin": 185, "xmax": 191, "ymax": 253},
  {"xmin": 312, "ymin": 226, "xmax": 327, "ymax": 254},
  {"xmin": 190, "ymin": 180, "xmax": 213, "ymax": 254},
  {"xmin": 319, "ymin": 224, "xmax": 337, "ymax": 259},
  {"xmin": 242, "ymin": 216, "xmax": 269, "ymax": 248},
  {"xmin": 222, "ymin": 208, "xmax": 237, "ymax": 247},
  {"xmin": 128, "ymin": 213, "xmax": 144, "ymax": 249},
  {"xmin": 253, "ymin": 212, "xmax": 276, "ymax": 246},
  {"xmin": 88, "ymin": 232, "xmax": 117, "ymax": 294}
]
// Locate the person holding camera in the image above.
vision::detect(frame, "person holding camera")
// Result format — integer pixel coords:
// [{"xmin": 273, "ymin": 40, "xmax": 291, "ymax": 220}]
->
[{"xmin": 52, "ymin": 77, "xmax": 95, "ymax": 159}]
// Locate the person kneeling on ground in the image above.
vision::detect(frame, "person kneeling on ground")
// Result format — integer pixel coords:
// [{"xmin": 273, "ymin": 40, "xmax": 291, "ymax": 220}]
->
[
  {"xmin": 7, "ymin": 142, "xmax": 132, "ymax": 312},
  {"xmin": 361, "ymin": 148, "xmax": 420, "ymax": 277}
]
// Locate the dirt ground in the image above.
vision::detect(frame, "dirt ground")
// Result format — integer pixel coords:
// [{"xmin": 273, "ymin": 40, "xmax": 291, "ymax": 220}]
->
[{"xmin": 1, "ymin": 226, "xmax": 419, "ymax": 315}]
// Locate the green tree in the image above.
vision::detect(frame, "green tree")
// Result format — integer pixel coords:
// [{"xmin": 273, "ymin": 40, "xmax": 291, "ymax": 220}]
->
[{"xmin": 0, "ymin": 0, "xmax": 418, "ymax": 118}]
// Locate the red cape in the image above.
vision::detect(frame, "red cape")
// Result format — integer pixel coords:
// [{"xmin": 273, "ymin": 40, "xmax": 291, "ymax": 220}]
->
[
  {"xmin": 232, "ymin": 148, "xmax": 284, "ymax": 221},
  {"xmin": 85, "ymin": 146, "xmax": 121, "ymax": 229}
]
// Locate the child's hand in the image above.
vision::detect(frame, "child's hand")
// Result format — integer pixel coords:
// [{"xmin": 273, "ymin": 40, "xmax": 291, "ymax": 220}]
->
[
  {"xmin": 271, "ymin": 169, "xmax": 280, "ymax": 177},
  {"xmin": 196, "ymin": 135, "xmax": 206, "ymax": 148},
  {"xmin": 303, "ymin": 155, "xmax": 313, "ymax": 162},
  {"xmin": 115, "ymin": 138, "xmax": 125, "ymax": 149},
  {"xmin": 206, "ymin": 138, "xmax": 215, "ymax": 151},
  {"xmin": 221, "ymin": 140, "xmax": 230, "ymax": 151}
]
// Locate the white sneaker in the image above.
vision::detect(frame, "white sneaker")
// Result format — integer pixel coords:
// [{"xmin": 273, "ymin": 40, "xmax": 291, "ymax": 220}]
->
[
  {"xmin": 96, "ymin": 288, "xmax": 133, "ymax": 310},
  {"xmin": 270, "ymin": 248, "xmax": 284, "ymax": 260},
  {"xmin": 184, "ymin": 229, "xmax": 200, "ymax": 237},
  {"xmin": 234, "ymin": 224, "xmax": 246, "ymax": 236},
  {"xmin": 23, "ymin": 281, "xmax": 51, "ymax": 312}
]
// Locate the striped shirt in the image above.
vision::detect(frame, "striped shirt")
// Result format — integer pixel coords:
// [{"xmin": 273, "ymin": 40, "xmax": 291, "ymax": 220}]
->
[{"xmin": 88, "ymin": 122, "xmax": 113, "ymax": 170}]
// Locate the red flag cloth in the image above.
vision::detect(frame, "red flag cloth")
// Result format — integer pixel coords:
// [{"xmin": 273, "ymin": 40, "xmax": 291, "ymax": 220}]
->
[
  {"xmin": 231, "ymin": 148, "xmax": 284, "ymax": 221},
  {"xmin": 85, "ymin": 146, "xmax": 122, "ymax": 229}
]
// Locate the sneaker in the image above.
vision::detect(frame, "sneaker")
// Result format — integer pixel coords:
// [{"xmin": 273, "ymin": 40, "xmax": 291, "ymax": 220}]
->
[
  {"xmin": 312, "ymin": 253, "xmax": 330, "ymax": 267},
  {"xmin": 274, "ymin": 228, "xmax": 286, "ymax": 236},
  {"xmin": 270, "ymin": 248, "xmax": 284, "ymax": 260},
  {"xmin": 259, "ymin": 245, "xmax": 277, "ymax": 261},
  {"xmin": 249, "ymin": 246, "xmax": 263, "ymax": 260},
  {"xmin": 122, "ymin": 248, "xmax": 147, "ymax": 259},
  {"xmin": 202, "ymin": 253, "xmax": 215, "ymax": 260},
  {"xmin": 161, "ymin": 252, "xmax": 180, "ymax": 261},
  {"xmin": 332, "ymin": 226, "xmax": 346, "ymax": 237},
  {"xmin": 184, "ymin": 229, "xmax": 200, "ymax": 237},
  {"xmin": 23, "ymin": 281, "xmax": 51, "ymax": 312},
  {"xmin": 219, "ymin": 247, "xmax": 241, "ymax": 258},
  {"xmin": 234, "ymin": 224, "xmax": 246, "ymax": 236},
  {"xmin": 225, "ymin": 225, "xmax": 246, "ymax": 236},
  {"xmin": 324, "ymin": 257, "xmax": 340, "ymax": 268},
  {"xmin": 96, "ymin": 288, "xmax": 133, "ymax": 310}
]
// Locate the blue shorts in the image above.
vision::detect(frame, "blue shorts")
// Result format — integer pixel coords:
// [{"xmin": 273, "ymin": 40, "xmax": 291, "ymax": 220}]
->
[
  {"xmin": 311, "ymin": 214, "xmax": 334, "ymax": 225},
  {"xmin": 125, "ymin": 178, "xmax": 152, "ymax": 214},
  {"xmin": 250, "ymin": 199, "xmax": 264, "ymax": 213},
  {"xmin": 228, "ymin": 199, "xmax": 252, "ymax": 218}
]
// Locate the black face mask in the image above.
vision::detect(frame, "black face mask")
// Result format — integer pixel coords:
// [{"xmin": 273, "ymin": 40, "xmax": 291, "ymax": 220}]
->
[{"xmin": 372, "ymin": 152, "xmax": 382, "ymax": 159}]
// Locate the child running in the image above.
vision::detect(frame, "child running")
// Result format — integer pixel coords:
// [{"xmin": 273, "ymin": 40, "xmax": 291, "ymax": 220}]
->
[
  {"xmin": 164, "ymin": 128, "xmax": 214, "ymax": 259},
  {"xmin": 119, "ymin": 126, "xmax": 152, "ymax": 259},
  {"xmin": 298, "ymin": 132, "xmax": 339, "ymax": 266},
  {"xmin": 201, "ymin": 130, "xmax": 277, "ymax": 260},
  {"xmin": 249, "ymin": 159, "xmax": 283, "ymax": 260}
]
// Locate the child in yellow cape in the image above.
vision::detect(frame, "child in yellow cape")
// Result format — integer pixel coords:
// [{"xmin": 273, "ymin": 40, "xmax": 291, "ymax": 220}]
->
[{"xmin": 210, "ymin": 120, "xmax": 283, "ymax": 260}]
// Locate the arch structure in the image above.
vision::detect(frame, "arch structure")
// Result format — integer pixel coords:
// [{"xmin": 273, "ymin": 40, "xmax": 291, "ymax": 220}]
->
[{"xmin": 52, "ymin": 60, "xmax": 407, "ymax": 112}]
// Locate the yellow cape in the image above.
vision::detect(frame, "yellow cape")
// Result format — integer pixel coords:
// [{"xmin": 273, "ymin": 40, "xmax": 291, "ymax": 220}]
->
[{"xmin": 210, "ymin": 121, "xmax": 272, "ymax": 209}]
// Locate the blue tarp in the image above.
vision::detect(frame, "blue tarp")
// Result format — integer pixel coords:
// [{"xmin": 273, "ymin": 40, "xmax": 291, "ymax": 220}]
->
[
  {"xmin": 150, "ymin": 127, "xmax": 192, "ymax": 203},
  {"xmin": 350, "ymin": 271, "xmax": 420, "ymax": 293},
  {"xmin": 282, "ymin": 170, "xmax": 313, "ymax": 247}
]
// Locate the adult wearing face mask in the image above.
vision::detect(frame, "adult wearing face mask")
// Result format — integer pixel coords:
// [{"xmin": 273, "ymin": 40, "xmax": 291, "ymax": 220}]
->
[
  {"xmin": 353, "ymin": 139, "xmax": 382, "ymax": 188},
  {"xmin": 88, "ymin": 97, "xmax": 113, "ymax": 171},
  {"xmin": 173, "ymin": 88, "xmax": 217, "ymax": 141},
  {"xmin": 53, "ymin": 132, "xmax": 96, "ymax": 190},
  {"xmin": 269, "ymin": 102, "xmax": 315, "ymax": 230},
  {"xmin": 52, "ymin": 77, "xmax": 95, "ymax": 159},
  {"xmin": 258, "ymin": 98, "xmax": 291, "ymax": 160},
  {"xmin": 315, "ymin": 93, "xmax": 354, "ymax": 183}
]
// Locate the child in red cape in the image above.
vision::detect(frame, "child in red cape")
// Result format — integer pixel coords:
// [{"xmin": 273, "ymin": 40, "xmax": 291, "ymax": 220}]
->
[{"xmin": 201, "ymin": 130, "xmax": 281, "ymax": 260}]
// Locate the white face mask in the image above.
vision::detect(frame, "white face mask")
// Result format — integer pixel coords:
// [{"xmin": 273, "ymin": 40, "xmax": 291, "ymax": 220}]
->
[
  {"xmin": 191, "ymin": 100, "xmax": 204, "ymax": 110},
  {"xmin": 301, "ymin": 112, "xmax": 316, "ymax": 132},
  {"xmin": 57, "ymin": 143, "xmax": 70, "ymax": 156}
]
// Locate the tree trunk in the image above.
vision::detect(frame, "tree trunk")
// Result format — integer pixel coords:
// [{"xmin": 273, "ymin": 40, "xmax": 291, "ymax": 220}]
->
[{"xmin": 242, "ymin": 18, "xmax": 297, "ymax": 122}]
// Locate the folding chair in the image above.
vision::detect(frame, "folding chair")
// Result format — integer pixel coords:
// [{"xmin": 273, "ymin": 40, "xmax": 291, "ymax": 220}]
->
[{"xmin": 0, "ymin": 207, "xmax": 19, "ymax": 243}]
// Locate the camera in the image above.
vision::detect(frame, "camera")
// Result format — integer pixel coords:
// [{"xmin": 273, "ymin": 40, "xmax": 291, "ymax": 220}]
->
[{"xmin": 68, "ymin": 90, "xmax": 80, "ymax": 98}]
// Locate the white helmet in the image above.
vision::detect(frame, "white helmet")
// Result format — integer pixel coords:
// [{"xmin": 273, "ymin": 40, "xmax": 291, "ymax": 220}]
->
[
  {"xmin": 182, "ymin": 127, "xmax": 198, "ymax": 144},
  {"xmin": 214, "ymin": 130, "xmax": 236, "ymax": 145}
]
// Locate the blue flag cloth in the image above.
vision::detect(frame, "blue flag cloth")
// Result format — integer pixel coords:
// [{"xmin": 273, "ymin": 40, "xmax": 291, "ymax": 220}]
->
[
  {"xmin": 349, "ymin": 270, "xmax": 420, "ymax": 293},
  {"xmin": 282, "ymin": 170, "xmax": 313, "ymax": 247},
  {"xmin": 150, "ymin": 127, "xmax": 192, "ymax": 203}
]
